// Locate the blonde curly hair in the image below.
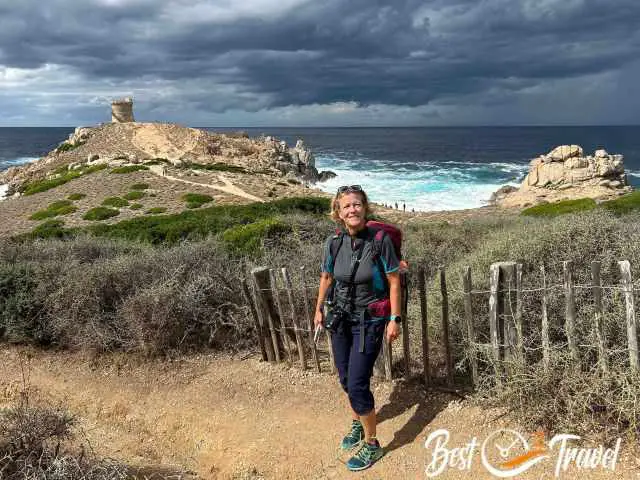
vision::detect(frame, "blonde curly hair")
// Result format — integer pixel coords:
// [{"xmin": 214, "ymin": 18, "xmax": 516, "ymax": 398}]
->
[{"xmin": 330, "ymin": 188, "xmax": 371, "ymax": 228}]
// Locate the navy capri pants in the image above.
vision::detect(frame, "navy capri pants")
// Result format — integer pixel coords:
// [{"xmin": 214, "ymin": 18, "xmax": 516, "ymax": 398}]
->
[{"xmin": 331, "ymin": 314, "xmax": 386, "ymax": 415}]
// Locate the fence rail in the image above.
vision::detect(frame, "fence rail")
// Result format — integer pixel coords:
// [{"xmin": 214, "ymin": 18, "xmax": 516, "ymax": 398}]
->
[{"xmin": 244, "ymin": 259, "xmax": 640, "ymax": 390}]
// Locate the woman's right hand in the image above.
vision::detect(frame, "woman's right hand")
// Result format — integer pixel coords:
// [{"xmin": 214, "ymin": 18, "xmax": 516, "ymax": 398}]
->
[{"xmin": 314, "ymin": 309, "xmax": 324, "ymax": 328}]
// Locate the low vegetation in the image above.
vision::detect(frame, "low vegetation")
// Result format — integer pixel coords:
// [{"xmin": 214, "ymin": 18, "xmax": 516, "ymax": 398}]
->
[
  {"xmin": 20, "ymin": 164, "xmax": 108, "ymax": 196},
  {"xmin": 130, "ymin": 183, "xmax": 150, "ymax": 190},
  {"xmin": 9, "ymin": 194, "xmax": 640, "ymax": 439},
  {"xmin": 29, "ymin": 200, "xmax": 77, "ymax": 220},
  {"xmin": 109, "ymin": 165, "xmax": 149, "ymax": 174},
  {"xmin": 188, "ymin": 162, "xmax": 247, "ymax": 173},
  {"xmin": 521, "ymin": 198, "xmax": 597, "ymax": 216},
  {"xmin": 0, "ymin": 392, "xmax": 128, "ymax": 479},
  {"xmin": 124, "ymin": 190, "xmax": 145, "ymax": 201},
  {"xmin": 83, "ymin": 207, "xmax": 120, "ymax": 221},
  {"xmin": 67, "ymin": 193, "xmax": 87, "ymax": 201},
  {"xmin": 601, "ymin": 190, "xmax": 640, "ymax": 215},
  {"xmin": 182, "ymin": 192, "xmax": 214, "ymax": 209},
  {"xmin": 522, "ymin": 192, "xmax": 640, "ymax": 218},
  {"xmin": 101, "ymin": 197, "xmax": 129, "ymax": 208},
  {"xmin": 145, "ymin": 207, "xmax": 167, "ymax": 215},
  {"xmin": 129, "ymin": 203, "xmax": 144, "ymax": 210},
  {"xmin": 55, "ymin": 140, "xmax": 85, "ymax": 153}
]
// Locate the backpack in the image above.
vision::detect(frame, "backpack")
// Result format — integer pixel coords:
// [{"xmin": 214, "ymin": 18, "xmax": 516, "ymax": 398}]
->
[{"xmin": 327, "ymin": 220, "xmax": 405, "ymax": 305}]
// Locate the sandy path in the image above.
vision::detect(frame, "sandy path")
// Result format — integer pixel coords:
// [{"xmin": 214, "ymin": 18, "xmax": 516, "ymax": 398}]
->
[
  {"xmin": 0, "ymin": 347, "xmax": 637, "ymax": 480},
  {"xmin": 148, "ymin": 165, "xmax": 264, "ymax": 202}
]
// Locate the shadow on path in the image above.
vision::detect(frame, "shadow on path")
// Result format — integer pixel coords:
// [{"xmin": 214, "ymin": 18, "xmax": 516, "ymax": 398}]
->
[{"xmin": 377, "ymin": 378, "xmax": 454, "ymax": 455}]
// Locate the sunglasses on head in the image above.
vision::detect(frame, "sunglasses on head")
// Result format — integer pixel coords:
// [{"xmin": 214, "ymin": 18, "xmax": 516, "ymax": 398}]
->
[{"xmin": 337, "ymin": 185, "xmax": 363, "ymax": 194}]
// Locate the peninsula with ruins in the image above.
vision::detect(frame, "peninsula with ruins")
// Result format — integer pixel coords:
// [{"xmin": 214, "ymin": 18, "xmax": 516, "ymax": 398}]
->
[{"xmin": 0, "ymin": 99, "xmax": 338, "ymax": 237}]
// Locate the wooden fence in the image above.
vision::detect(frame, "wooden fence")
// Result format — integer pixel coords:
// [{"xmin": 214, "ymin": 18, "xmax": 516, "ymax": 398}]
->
[{"xmin": 242, "ymin": 260, "xmax": 640, "ymax": 390}]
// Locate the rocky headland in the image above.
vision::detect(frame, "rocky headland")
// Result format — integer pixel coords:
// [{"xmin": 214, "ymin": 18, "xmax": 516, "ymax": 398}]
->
[
  {"xmin": 0, "ymin": 122, "xmax": 335, "ymax": 196},
  {"xmin": 491, "ymin": 144, "xmax": 632, "ymax": 208},
  {"xmin": 0, "ymin": 122, "xmax": 345, "ymax": 236}
]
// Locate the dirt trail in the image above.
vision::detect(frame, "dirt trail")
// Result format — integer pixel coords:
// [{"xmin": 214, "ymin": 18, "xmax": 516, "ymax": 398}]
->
[
  {"xmin": 148, "ymin": 165, "xmax": 264, "ymax": 202},
  {"xmin": 0, "ymin": 347, "xmax": 637, "ymax": 479}
]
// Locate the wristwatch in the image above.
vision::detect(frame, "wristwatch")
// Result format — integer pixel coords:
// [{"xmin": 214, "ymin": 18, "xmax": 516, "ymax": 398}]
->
[{"xmin": 390, "ymin": 315, "xmax": 402, "ymax": 324}]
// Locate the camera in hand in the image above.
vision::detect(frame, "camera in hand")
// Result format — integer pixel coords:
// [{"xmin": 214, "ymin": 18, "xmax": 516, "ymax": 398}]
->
[{"xmin": 322, "ymin": 300, "xmax": 350, "ymax": 333}]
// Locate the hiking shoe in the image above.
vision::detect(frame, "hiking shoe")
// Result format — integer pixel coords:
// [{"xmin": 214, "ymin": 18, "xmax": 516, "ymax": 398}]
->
[
  {"xmin": 340, "ymin": 420, "xmax": 364, "ymax": 450},
  {"xmin": 346, "ymin": 439, "xmax": 384, "ymax": 471}
]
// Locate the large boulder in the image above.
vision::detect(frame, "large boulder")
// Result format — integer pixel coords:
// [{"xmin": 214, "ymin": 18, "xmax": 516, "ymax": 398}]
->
[
  {"xmin": 547, "ymin": 145, "xmax": 583, "ymax": 161},
  {"xmin": 493, "ymin": 145, "xmax": 632, "ymax": 207}
]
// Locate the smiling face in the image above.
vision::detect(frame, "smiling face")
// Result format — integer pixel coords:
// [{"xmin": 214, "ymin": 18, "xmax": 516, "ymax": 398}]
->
[{"xmin": 337, "ymin": 191, "xmax": 367, "ymax": 232}]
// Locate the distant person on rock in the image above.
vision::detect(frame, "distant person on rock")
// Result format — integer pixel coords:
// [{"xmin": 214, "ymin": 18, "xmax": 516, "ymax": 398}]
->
[
  {"xmin": 314, "ymin": 185, "xmax": 402, "ymax": 472},
  {"xmin": 394, "ymin": 202, "xmax": 398, "ymax": 210}
]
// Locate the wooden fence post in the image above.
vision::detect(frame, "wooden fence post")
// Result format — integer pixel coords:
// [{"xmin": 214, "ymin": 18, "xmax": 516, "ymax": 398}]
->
[
  {"xmin": 418, "ymin": 267, "xmax": 430, "ymax": 387},
  {"xmin": 591, "ymin": 261, "xmax": 608, "ymax": 375},
  {"xmin": 489, "ymin": 263, "xmax": 502, "ymax": 385},
  {"xmin": 462, "ymin": 266, "xmax": 478, "ymax": 388},
  {"xmin": 251, "ymin": 267, "xmax": 280, "ymax": 363},
  {"xmin": 440, "ymin": 267, "xmax": 453, "ymax": 387},
  {"xmin": 282, "ymin": 267, "xmax": 307, "ymax": 370},
  {"xmin": 540, "ymin": 265, "xmax": 550, "ymax": 373},
  {"xmin": 241, "ymin": 279, "xmax": 268, "ymax": 362},
  {"xmin": 401, "ymin": 271, "xmax": 411, "ymax": 380},
  {"xmin": 300, "ymin": 266, "xmax": 321, "ymax": 373},
  {"xmin": 500, "ymin": 262, "xmax": 517, "ymax": 368},
  {"xmin": 269, "ymin": 268, "xmax": 292, "ymax": 364},
  {"xmin": 515, "ymin": 264, "xmax": 524, "ymax": 370},
  {"xmin": 619, "ymin": 260, "xmax": 639, "ymax": 372},
  {"xmin": 563, "ymin": 261, "xmax": 580, "ymax": 369}
]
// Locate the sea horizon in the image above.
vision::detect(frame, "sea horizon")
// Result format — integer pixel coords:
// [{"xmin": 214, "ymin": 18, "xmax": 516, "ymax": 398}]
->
[{"xmin": 2, "ymin": 125, "xmax": 640, "ymax": 211}]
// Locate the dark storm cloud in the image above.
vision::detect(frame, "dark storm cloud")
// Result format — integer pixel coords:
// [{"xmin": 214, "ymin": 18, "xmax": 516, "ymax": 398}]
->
[{"xmin": 1, "ymin": 0, "xmax": 640, "ymax": 124}]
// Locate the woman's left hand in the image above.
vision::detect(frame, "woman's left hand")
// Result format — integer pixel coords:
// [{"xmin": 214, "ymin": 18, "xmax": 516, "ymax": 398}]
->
[{"xmin": 386, "ymin": 320, "xmax": 401, "ymax": 343}]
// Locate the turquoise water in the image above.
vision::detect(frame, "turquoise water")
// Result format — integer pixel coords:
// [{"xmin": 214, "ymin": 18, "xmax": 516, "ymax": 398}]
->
[{"xmin": 2, "ymin": 126, "xmax": 640, "ymax": 210}]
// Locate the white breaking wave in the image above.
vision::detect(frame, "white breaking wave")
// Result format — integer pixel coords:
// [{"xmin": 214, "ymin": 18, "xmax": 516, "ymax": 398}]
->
[
  {"xmin": 0, "ymin": 184, "xmax": 8, "ymax": 201},
  {"xmin": 315, "ymin": 155, "xmax": 524, "ymax": 211},
  {"xmin": 0, "ymin": 156, "xmax": 38, "ymax": 169}
]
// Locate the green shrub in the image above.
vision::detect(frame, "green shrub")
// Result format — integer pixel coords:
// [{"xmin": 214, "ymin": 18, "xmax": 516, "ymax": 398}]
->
[
  {"xmin": 102, "ymin": 197, "xmax": 129, "ymax": 208},
  {"xmin": 29, "ymin": 219, "xmax": 68, "ymax": 239},
  {"xmin": 109, "ymin": 165, "xmax": 149, "ymax": 174},
  {"xmin": 600, "ymin": 191, "xmax": 640, "ymax": 215},
  {"xmin": 55, "ymin": 141, "xmax": 85, "ymax": 153},
  {"xmin": 130, "ymin": 183, "xmax": 150, "ymax": 190},
  {"xmin": 189, "ymin": 162, "xmax": 246, "ymax": 173},
  {"xmin": 145, "ymin": 207, "xmax": 167, "ymax": 215},
  {"xmin": 143, "ymin": 158, "xmax": 169, "ymax": 165},
  {"xmin": 19, "ymin": 197, "xmax": 329, "ymax": 245},
  {"xmin": 0, "ymin": 264, "xmax": 48, "ymax": 343},
  {"xmin": 83, "ymin": 207, "xmax": 120, "ymax": 221},
  {"xmin": 124, "ymin": 190, "xmax": 145, "ymax": 200},
  {"xmin": 82, "ymin": 163, "xmax": 108, "ymax": 174},
  {"xmin": 182, "ymin": 192, "xmax": 213, "ymax": 209},
  {"xmin": 521, "ymin": 198, "xmax": 597, "ymax": 217},
  {"xmin": 22, "ymin": 172, "xmax": 82, "ymax": 195},
  {"xmin": 222, "ymin": 218, "xmax": 292, "ymax": 256},
  {"xmin": 21, "ymin": 164, "xmax": 107, "ymax": 196},
  {"xmin": 29, "ymin": 200, "xmax": 77, "ymax": 220},
  {"xmin": 129, "ymin": 203, "xmax": 144, "ymax": 210},
  {"xmin": 67, "ymin": 193, "xmax": 86, "ymax": 201}
]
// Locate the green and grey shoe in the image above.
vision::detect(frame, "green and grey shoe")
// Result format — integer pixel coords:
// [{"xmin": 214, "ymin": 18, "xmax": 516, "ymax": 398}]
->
[
  {"xmin": 346, "ymin": 439, "xmax": 384, "ymax": 471},
  {"xmin": 340, "ymin": 420, "xmax": 364, "ymax": 450}
]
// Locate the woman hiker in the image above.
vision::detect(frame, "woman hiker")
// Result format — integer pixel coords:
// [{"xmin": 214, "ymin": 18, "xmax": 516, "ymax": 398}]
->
[{"xmin": 314, "ymin": 185, "xmax": 402, "ymax": 472}]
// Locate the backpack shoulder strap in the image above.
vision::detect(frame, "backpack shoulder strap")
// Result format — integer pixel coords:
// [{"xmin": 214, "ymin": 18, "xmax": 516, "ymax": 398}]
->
[{"xmin": 329, "ymin": 229, "xmax": 344, "ymax": 272}]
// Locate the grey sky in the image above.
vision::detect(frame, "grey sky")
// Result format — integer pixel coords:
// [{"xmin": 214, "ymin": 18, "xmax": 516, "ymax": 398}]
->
[{"xmin": 1, "ymin": 0, "xmax": 639, "ymax": 126}]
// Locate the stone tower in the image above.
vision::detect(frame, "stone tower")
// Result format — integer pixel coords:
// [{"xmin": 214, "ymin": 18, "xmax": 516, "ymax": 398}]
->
[{"xmin": 111, "ymin": 97, "xmax": 135, "ymax": 123}]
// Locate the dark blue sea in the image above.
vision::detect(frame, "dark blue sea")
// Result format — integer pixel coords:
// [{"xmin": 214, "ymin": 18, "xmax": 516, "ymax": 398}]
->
[{"xmin": 2, "ymin": 126, "xmax": 640, "ymax": 211}]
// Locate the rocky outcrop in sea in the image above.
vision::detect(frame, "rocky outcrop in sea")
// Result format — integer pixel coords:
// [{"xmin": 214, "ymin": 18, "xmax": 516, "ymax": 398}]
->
[{"xmin": 492, "ymin": 145, "xmax": 632, "ymax": 208}]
